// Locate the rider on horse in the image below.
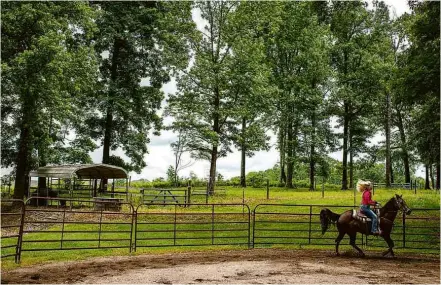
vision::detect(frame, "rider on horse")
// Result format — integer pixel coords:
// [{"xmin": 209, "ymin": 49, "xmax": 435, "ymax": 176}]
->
[{"xmin": 357, "ymin": 180, "xmax": 381, "ymax": 236}]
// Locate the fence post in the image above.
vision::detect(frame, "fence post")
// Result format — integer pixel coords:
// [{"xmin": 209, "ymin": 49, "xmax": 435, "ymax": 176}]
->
[
  {"xmin": 402, "ymin": 211, "xmax": 406, "ymax": 248},
  {"xmin": 16, "ymin": 201, "xmax": 25, "ymax": 263},
  {"xmin": 321, "ymin": 177, "xmax": 324, "ymax": 198},
  {"xmin": 133, "ymin": 206, "xmax": 138, "ymax": 252},
  {"xmin": 130, "ymin": 207, "xmax": 135, "ymax": 253},
  {"xmin": 187, "ymin": 181, "xmax": 191, "ymax": 207},
  {"xmin": 252, "ymin": 208, "xmax": 256, "ymax": 249},
  {"xmin": 308, "ymin": 206, "xmax": 312, "ymax": 244},
  {"xmin": 174, "ymin": 205, "xmax": 177, "ymax": 246},
  {"xmin": 211, "ymin": 204, "xmax": 215, "ymax": 245},
  {"xmin": 353, "ymin": 186, "xmax": 356, "ymax": 207},
  {"xmin": 266, "ymin": 179, "xmax": 269, "ymax": 200},
  {"xmin": 242, "ymin": 188, "xmax": 245, "ymax": 215}
]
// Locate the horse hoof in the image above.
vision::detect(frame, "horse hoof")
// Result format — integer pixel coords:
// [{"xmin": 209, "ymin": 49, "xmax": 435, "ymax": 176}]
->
[{"xmin": 360, "ymin": 253, "xmax": 365, "ymax": 258}]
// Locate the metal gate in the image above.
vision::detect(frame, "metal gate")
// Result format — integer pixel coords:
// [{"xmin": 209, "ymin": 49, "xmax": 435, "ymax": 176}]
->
[
  {"xmin": 134, "ymin": 203, "xmax": 250, "ymax": 250},
  {"xmin": 1, "ymin": 199, "xmax": 25, "ymax": 263},
  {"xmin": 253, "ymin": 204, "xmax": 367, "ymax": 248},
  {"xmin": 20, "ymin": 198, "xmax": 134, "ymax": 254},
  {"xmin": 253, "ymin": 204, "xmax": 440, "ymax": 253}
]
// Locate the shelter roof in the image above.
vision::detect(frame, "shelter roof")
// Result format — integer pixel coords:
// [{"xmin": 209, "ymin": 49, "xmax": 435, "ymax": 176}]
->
[{"xmin": 29, "ymin": 164, "xmax": 128, "ymax": 179}]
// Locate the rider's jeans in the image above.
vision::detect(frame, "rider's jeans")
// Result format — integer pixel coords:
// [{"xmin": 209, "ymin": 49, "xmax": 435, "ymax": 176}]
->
[{"xmin": 360, "ymin": 205, "xmax": 377, "ymax": 233}]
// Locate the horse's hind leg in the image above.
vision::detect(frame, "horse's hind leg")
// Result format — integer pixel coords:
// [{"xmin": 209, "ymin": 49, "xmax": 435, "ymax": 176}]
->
[
  {"xmin": 335, "ymin": 231, "xmax": 345, "ymax": 256},
  {"xmin": 349, "ymin": 233, "xmax": 365, "ymax": 257},
  {"xmin": 382, "ymin": 235, "xmax": 395, "ymax": 257}
]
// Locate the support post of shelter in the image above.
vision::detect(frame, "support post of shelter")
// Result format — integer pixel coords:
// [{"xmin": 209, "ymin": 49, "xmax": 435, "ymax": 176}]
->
[
  {"xmin": 126, "ymin": 178, "xmax": 128, "ymax": 202},
  {"xmin": 111, "ymin": 179, "xmax": 115, "ymax": 198}
]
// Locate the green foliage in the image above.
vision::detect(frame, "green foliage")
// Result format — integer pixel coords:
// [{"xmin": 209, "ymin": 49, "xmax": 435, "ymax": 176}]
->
[
  {"xmin": 403, "ymin": 1, "xmax": 440, "ymax": 167},
  {"xmin": 1, "ymin": 2, "xmax": 99, "ymax": 197},
  {"xmin": 86, "ymin": 2, "xmax": 195, "ymax": 172}
]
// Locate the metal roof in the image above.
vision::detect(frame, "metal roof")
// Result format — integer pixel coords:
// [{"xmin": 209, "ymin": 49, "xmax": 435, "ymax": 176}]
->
[{"xmin": 29, "ymin": 164, "xmax": 128, "ymax": 179}]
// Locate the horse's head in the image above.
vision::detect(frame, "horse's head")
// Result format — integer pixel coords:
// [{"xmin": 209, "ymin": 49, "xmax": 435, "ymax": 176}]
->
[{"xmin": 394, "ymin": 194, "xmax": 412, "ymax": 215}]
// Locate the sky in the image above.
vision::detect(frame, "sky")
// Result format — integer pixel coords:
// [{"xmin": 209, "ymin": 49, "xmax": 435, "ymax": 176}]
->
[{"xmin": 1, "ymin": 1, "xmax": 415, "ymax": 181}]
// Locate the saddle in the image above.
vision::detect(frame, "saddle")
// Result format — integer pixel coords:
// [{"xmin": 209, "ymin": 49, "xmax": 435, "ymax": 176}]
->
[
  {"xmin": 352, "ymin": 208, "xmax": 380, "ymax": 223},
  {"xmin": 352, "ymin": 209, "xmax": 371, "ymax": 222}
]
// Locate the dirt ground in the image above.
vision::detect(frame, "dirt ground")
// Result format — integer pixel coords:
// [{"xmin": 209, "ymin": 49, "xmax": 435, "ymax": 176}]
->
[{"xmin": 1, "ymin": 249, "xmax": 439, "ymax": 284}]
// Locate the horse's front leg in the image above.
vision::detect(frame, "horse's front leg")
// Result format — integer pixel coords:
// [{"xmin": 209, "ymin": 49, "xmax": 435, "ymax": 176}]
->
[{"xmin": 382, "ymin": 235, "xmax": 395, "ymax": 257}]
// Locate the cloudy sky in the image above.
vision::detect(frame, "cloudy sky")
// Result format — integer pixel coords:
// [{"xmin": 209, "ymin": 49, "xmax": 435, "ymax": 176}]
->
[{"xmin": 87, "ymin": 0, "xmax": 412, "ymax": 181}]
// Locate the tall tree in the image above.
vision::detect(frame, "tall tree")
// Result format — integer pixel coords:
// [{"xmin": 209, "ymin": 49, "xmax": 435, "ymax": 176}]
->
[
  {"xmin": 329, "ymin": 1, "xmax": 385, "ymax": 189},
  {"xmin": 227, "ymin": 3, "xmax": 274, "ymax": 188},
  {"xmin": 87, "ymin": 2, "xmax": 195, "ymax": 176},
  {"xmin": 169, "ymin": 123, "xmax": 195, "ymax": 186},
  {"xmin": 168, "ymin": 2, "xmax": 260, "ymax": 194},
  {"xmin": 263, "ymin": 2, "xmax": 333, "ymax": 188},
  {"xmin": 404, "ymin": 1, "xmax": 440, "ymax": 189},
  {"xmin": 2, "ymin": 2, "xmax": 98, "ymax": 199}
]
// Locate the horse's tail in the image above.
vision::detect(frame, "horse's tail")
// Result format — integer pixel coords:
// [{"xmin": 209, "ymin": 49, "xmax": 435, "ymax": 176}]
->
[{"xmin": 320, "ymin": 208, "xmax": 340, "ymax": 235}]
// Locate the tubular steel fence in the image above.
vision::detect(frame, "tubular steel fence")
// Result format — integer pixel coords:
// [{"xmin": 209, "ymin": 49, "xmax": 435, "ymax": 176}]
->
[
  {"xmin": 134, "ymin": 203, "xmax": 250, "ymax": 250},
  {"xmin": 1, "ymin": 199, "xmax": 439, "ymax": 264},
  {"xmin": 19, "ymin": 198, "xmax": 134, "ymax": 255},
  {"xmin": 252, "ymin": 204, "xmax": 440, "ymax": 253},
  {"xmin": 252, "ymin": 204, "xmax": 365, "ymax": 247},
  {"xmin": 1, "ymin": 199, "xmax": 25, "ymax": 263}
]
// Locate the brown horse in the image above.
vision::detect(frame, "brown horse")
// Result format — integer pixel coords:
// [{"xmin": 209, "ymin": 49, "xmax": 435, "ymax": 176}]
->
[{"xmin": 320, "ymin": 194, "xmax": 412, "ymax": 257}]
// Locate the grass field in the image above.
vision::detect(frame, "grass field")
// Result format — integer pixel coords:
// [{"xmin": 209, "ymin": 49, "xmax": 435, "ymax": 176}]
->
[{"xmin": 1, "ymin": 186, "xmax": 439, "ymax": 270}]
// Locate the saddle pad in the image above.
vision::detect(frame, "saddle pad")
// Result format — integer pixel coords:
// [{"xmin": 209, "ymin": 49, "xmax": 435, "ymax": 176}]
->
[{"xmin": 352, "ymin": 209, "xmax": 372, "ymax": 222}]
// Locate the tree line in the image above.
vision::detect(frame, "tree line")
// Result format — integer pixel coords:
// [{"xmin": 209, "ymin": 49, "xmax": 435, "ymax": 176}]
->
[{"xmin": 2, "ymin": 1, "xmax": 439, "ymax": 199}]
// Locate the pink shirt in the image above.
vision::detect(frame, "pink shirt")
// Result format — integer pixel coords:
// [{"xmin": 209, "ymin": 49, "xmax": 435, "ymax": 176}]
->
[{"xmin": 361, "ymin": 190, "xmax": 376, "ymax": 206}]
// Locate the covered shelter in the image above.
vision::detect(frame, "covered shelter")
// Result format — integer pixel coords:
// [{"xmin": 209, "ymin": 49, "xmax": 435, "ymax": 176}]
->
[{"xmin": 28, "ymin": 164, "xmax": 129, "ymax": 201}]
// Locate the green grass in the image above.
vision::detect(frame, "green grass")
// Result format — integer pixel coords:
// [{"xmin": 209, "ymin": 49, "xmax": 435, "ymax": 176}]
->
[{"xmin": 1, "ymin": 186, "xmax": 439, "ymax": 270}]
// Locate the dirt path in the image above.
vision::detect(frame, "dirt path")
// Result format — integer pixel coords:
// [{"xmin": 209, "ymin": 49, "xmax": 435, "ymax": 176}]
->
[{"xmin": 2, "ymin": 249, "xmax": 439, "ymax": 284}]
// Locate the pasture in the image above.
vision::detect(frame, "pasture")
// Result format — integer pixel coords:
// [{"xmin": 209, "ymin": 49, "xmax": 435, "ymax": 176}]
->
[{"xmin": 1, "ymin": 186, "xmax": 439, "ymax": 283}]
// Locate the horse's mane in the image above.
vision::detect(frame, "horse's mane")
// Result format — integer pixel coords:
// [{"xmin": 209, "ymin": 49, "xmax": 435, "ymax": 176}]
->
[{"xmin": 380, "ymin": 196, "xmax": 398, "ymax": 216}]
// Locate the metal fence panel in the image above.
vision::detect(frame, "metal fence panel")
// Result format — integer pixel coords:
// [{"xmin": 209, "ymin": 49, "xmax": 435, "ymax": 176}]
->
[
  {"xmin": 253, "ymin": 204, "xmax": 364, "ymax": 248},
  {"xmin": 1, "ymin": 199, "xmax": 25, "ymax": 263},
  {"xmin": 21, "ymin": 198, "xmax": 134, "ymax": 254},
  {"xmin": 365, "ymin": 208, "xmax": 439, "ymax": 252},
  {"xmin": 135, "ymin": 203, "xmax": 250, "ymax": 250}
]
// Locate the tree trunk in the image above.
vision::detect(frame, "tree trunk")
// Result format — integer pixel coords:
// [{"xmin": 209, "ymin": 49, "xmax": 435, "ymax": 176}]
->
[
  {"xmin": 14, "ymin": 123, "xmax": 32, "ymax": 199},
  {"xmin": 102, "ymin": 38, "xmax": 121, "ymax": 191},
  {"xmin": 341, "ymin": 102, "xmax": 349, "ymax": 190},
  {"xmin": 240, "ymin": 117, "xmax": 247, "ymax": 188},
  {"xmin": 436, "ymin": 162, "xmax": 440, "ymax": 190},
  {"xmin": 425, "ymin": 164, "xmax": 431, "ymax": 189},
  {"xmin": 390, "ymin": 162, "xmax": 394, "ymax": 184},
  {"xmin": 430, "ymin": 164, "xmax": 435, "ymax": 189},
  {"xmin": 385, "ymin": 91, "xmax": 391, "ymax": 187},
  {"xmin": 286, "ymin": 117, "xmax": 294, "ymax": 188},
  {"xmin": 396, "ymin": 108, "xmax": 411, "ymax": 183},
  {"xmin": 14, "ymin": 92, "xmax": 34, "ymax": 199},
  {"xmin": 349, "ymin": 126, "xmax": 354, "ymax": 189},
  {"xmin": 309, "ymin": 112, "xmax": 316, "ymax": 191},
  {"xmin": 279, "ymin": 127, "xmax": 286, "ymax": 184},
  {"xmin": 309, "ymin": 146, "xmax": 315, "ymax": 191},
  {"xmin": 208, "ymin": 146, "xmax": 218, "ymax": 195}
]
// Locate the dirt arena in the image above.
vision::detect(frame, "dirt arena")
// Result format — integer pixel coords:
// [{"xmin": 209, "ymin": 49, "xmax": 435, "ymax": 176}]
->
[{"xmin": 2, "ymin": 249, "xmax": 439, "ymax": 284}]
